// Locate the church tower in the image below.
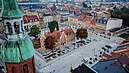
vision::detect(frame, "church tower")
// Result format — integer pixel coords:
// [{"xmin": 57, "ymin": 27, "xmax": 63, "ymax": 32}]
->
[{"xmin": 0, "ymin": 0, "xmax": 36, "ymax": 73}]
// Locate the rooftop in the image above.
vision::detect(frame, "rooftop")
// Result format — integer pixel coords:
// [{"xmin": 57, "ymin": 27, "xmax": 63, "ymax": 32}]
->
[
  {"xmin": 71, "ymin": 64, "xmax": 96, "ymax": 73},
  {"xmin": 92, "ymin": 59, "xmax": 127, "ymax": 73}
]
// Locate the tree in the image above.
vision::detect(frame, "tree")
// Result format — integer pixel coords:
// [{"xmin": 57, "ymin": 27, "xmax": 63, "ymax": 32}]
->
[
  {"xmin": 53, "ymin": 4, "xmax": 56, "ymax": 8},
  {"xmin": 113, "ymin": 6, "xmax": 118, "ymax": 10},
  {"xmin": 28, "ymin": 25, "xmax": 40, "ymax": 39},
  {"xmin": 110, "ymin": 7, "xmax": 129, "ymax": 27},
  {"xmin": 44, "ymin": 36, "xmax": 56, "ymax": 50},
  {"xmin": 82, "ymin": 2, "xmax": 88, "ymax": 8},
  {"xmin": 48, "ymin": 21, "xmax": 59, "ymax": 33},
  {"xmin": 32, "ymin": 38, "xmax": 41, "ymax": 49},
  {"xmin": 76, "ymin": 28, "xmax": 88, "ymax": 40}
]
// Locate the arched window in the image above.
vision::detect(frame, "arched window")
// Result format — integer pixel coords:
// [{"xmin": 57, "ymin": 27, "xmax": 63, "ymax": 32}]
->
[
  {"xmin": 6, "ymin": 22, "xmax": 13, "ymax": 34},
  {"xmin": 14, "ymin": 22, "xmax": 20, "ymax": 34},
  {"xmin": 21, "ymin": 20, "xmax": 24, "ymax": 31},
  {"xmin": 23, "ymin": 64, "xmax": 29, "ymax": 73},
  {"xmin": 12, "ymin": 66, "xmax": 16, "ymax": 73}
]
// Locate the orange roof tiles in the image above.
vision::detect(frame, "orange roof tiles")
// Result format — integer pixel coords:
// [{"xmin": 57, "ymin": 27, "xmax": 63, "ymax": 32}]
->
[
  {"xmin": 23, "ymin": 15, "xmax": 39, "ymax": 24},
  {"xmin": 43, "ymin": 27, "xmax": 74, "ymax": 42},
  {"xmin": 45, "ymin": 31, "xmax": 62, "ymax": 42}
]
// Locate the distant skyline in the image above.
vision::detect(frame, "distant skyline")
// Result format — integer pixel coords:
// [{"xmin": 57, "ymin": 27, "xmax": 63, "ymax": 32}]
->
[
  {"xmin": 0, "ymin": 0, "xmax": 129, "ymax": 6},
  {"xmin": 0, "ymin": 0, "xmax": 128, "ymax": 3}
]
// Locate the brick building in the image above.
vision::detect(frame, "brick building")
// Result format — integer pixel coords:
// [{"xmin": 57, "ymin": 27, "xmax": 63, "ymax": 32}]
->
[{"xmin": 40, "ymin": 27, "xmax": 75, "ymax": 50}]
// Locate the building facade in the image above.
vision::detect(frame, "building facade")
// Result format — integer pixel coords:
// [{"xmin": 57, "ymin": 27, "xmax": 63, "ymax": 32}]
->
[
  {"xmin": 96, "ymin": 17, "xmax": 123, "ymax": 30},
  {"xmin": 40, "ymin": 27, "xmax": 75, "ymax": 50},
  {"xmin": 68, "ymin": 14, "xmax": 96, "ymax": 29},
  {"xmin": 23, "ymin": 15, "xmax": 39, "ymax": 30},
  {"xmin": 43, "ymin": 13, "xmax": 53, "ymax": 27}
]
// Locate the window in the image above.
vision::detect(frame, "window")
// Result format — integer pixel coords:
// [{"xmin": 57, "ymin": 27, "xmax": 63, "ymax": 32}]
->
[
  {"xmin": 21, "ymin": 20, "xmax": 24, "ymax": 31},
  {"xmin": 12, "ymin": 66, "xmax": 16, "ymax": 73},
  {"xmin": 104, "ymin": 21, "xmax": 106, "ymax": 24},
  {"xmin": 6, "ymin": 22, "xmax": 13, "ymax": 34},
  {"xmin": 100, "ymin": 20, "xmax": 102, "ymax": 23},
  {"xmin": 23, "ymin": 64, "xmax": 29, "ymax": 73},
  {"xmin": 14, "ymin": 22, "xmax": 20, "ymax": 34},
  {"xmin": 35, "ymin": 19, "xmax": 37, "ymax": 21},
  {"xmin": 97, "ymin": 20, "xmax": 99, "ymax": 23}
]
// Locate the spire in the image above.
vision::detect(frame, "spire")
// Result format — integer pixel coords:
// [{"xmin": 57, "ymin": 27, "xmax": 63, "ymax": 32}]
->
[{"xmin": 1, "ymin": 0, "xmax": 23, "ymax": 18}]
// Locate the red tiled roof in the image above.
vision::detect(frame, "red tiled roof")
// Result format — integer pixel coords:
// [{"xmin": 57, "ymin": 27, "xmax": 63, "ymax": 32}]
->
[
  {"xmin": 81, "ymin": 9, "xmax": 91, "ymax": 13},
  {"xmin": 50, "ymin": 6, "xmax": 56, "ymax": 11},
  {"xmin": 78, "ymin": 14, "xmax": 86, "ymax": 21},
  {"xmin": 101, "ymin": 47, "xmax": 129, "ymax": 61},
  {"xmin": 45, "ymin": 31, "xmax": 62, "ymax": 41},
  {"xmin": 23, "ymin": 15, "xmax": 39, "ymax": 24},
  {"xmin": 43, "ymin": 27, "xmax": 74, "ymax": 42},
  {"xmin": 78, "ymin": 14, "xmax": 95, "ymax": 24}
]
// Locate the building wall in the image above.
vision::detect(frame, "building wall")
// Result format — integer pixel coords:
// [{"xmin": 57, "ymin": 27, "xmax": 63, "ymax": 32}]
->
[
  {"xmin": 60, "ymin": 32, "xmax": 67, "ymax": 45},
  {"xmin": 24, "ymin": 21, "xmax": 39, "ymax": 30},
  {"xmin": 6, "ymin": 56, "xmax": 36, "ymax": 73},
  {"xmin": 66, "ymin": 33, "xmax": 75, "ymax": 43},
  {"xmin": 106, "ymin": 19, "xmax": 123, "ymax": 30},
  {"xmin": 40, "ymin": 29, "xmax": 75, "ymax": 50},
  {"xmin": 0, "ymin": 22, "xmax": 3, "ymax": 33},
  {"xmin": 96, "ymin": 22, "xmax": 106, "ymax": 30},
  {"xmin": 44, "ymin": 16, "xmax": 53, "ymax": 26}
]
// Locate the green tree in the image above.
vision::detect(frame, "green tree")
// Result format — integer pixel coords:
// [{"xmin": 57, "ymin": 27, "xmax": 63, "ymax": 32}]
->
[
  {"xmin": 28, "ymin": 25, "xmax": 40, "ymax": 39},
  {"xmin": 83, "ymin": 2, "xmax": 88, "ymax": 8},
  {"xmin": 113, "ymin": 6, "xmax": 118, "ymax": 10},
  {"xmin": 44, "ymin": 36, "xmax": 56, "ymax": 50},
  {"xmin": 110, "ymin": 7, "xmax": 129, "ymax": 27},
  {"xmin": 76, "ymin": 28, "xmax": 88, "ymax": 41},
  {"xmin": 53, "ymin": 4, "xmax": 56, "ymax": 8},
  {"xmin": 48, "ymin": 21, "xmax": 59, "ymax": 33}
]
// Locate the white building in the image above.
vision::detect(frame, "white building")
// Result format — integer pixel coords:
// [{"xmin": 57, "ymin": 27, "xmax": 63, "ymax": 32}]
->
[
  {"xmin": 57, "ymin": 10, "xmax": 70, "ymax": 23},
  {"xmin": 96, "ymin": 17, "xmax": 123, "ymax": 31},
  {"xmin": 106, "ymin": 18, "xmax": 123, "ymax": 30},
  {"xmin": 43, "ymin": 14, "xmax": 53, "ymax": 27}
]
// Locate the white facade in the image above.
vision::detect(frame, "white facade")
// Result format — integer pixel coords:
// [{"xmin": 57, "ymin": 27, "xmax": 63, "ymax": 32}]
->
[
  {"xmin": 44, "ymin": 16, "xmax": 53, "ymax": 26},
  {"xmin": 24, "ymin": 21, "xmax": 39, "ymax": 30},
  {"xmin": 106, "ymin": 19, "xmax": 123, "ymax": 30}
]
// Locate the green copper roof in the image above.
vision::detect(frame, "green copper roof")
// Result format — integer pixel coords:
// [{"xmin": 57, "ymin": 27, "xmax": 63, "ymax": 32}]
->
[
  {"xmin": 0, "ymin": 37, "xmax": 35, "ymax": 63},
  {"xmin": 0, "ymin": 0, "xmax": 23, "ymax": 18}
]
